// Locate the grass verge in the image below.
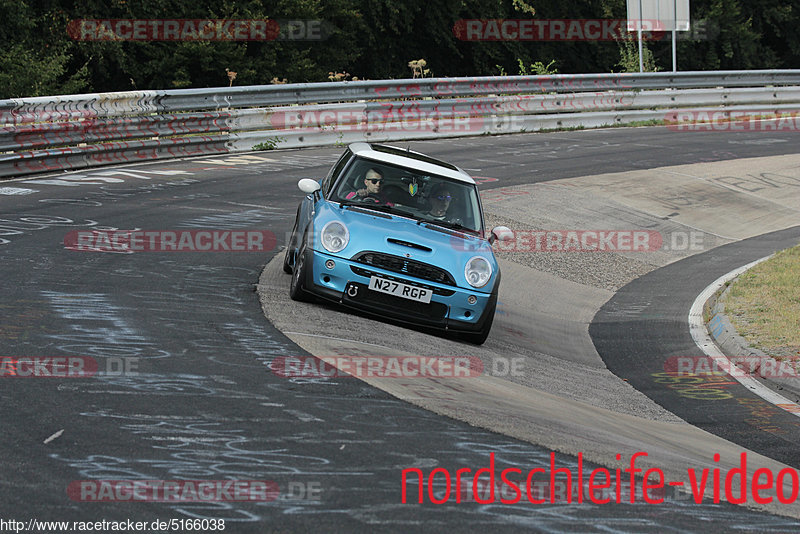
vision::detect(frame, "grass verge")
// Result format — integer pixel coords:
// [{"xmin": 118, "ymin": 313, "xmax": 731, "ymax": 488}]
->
[{"xmin": 724, "ymin": 244, "xmax": 800, "ymax": 359}]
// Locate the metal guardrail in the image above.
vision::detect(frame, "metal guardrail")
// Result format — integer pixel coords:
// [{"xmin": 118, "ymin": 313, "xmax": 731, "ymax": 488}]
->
[{"xmin": 2, "ymin": 70, "xmax": 800, "ymax": 178}]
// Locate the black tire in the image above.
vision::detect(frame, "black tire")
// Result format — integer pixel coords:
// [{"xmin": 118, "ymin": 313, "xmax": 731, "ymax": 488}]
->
[
  {"xmin": 289, "ymin": 234, "xmax": 313, "ymax": 302},
  {"xmin": 282, "ymin": 220, "xmax": 298, "ymax": 274},
  {"xmin": 459, "ymin": 300, "xmax": 496, "ymax": 345}
]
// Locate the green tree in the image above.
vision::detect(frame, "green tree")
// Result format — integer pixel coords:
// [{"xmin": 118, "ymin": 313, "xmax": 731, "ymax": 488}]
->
[
  {"xmin": 0, "ymin": 0, "xmax": 88, "ymax": 98},
  {"xmin": 676, "ymin": 0, "xmax": 765, "ymax": 70},
  {"xmin": 2, "ymin": 0, "xmax": 800, "ymax": 98},
  {"xmin": 740, "ymin": 0, "xmax": 798, "ymax": 68}
]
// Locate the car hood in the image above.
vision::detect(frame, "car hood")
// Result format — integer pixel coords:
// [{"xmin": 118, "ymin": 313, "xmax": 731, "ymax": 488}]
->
[{"xmin": 315, "ymin": 203, "xmax": 498, "ymax": 290}]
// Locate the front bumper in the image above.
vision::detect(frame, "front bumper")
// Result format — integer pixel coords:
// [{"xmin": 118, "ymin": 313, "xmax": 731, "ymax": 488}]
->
[{"xmin": 302, "ymin": 248, "xmax": 498, "ymax": 333}]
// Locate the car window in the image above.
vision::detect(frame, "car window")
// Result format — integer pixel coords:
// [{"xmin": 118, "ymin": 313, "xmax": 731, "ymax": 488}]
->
[
  {"xmin": 330, "ymin": 158, "xmax": 482, "ymax": 233},
  {"xmin": 321, "ymin": 149, "xmax": 352, "ymax": 197}
]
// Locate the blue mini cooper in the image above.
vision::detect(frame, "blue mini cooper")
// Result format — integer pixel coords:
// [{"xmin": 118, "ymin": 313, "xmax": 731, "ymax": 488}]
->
[{"xmin": 283, "ymin": 143, "xmax": 511, "ymax": 344}]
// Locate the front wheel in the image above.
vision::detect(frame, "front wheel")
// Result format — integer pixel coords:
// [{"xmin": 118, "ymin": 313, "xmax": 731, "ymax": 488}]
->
[
  {"xmin": 282, "ymin": 218, "xmax": 299, "ymax": 274},
  {"xmin": 289, "ymin": 235, "xmax": 313, "ymax": 302}
]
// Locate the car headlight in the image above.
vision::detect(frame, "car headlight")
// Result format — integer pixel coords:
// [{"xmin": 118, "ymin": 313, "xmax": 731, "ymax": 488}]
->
[
  {"xmin": 321, "ymin": 221, "xmax": 349, "ymax": 253},
  {"xmin": 465, "ymin": 256, "xmax": 492, "ymax": 288}
]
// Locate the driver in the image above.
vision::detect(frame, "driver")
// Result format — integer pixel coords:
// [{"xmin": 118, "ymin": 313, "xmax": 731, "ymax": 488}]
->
[{"xmin": 346, "ymin": 168, "xmax": 390, "ymax": 203}]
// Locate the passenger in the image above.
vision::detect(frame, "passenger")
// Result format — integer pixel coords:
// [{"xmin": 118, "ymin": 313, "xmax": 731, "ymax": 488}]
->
[{"xmin": 426, "ymin": 184, "xmax": 454, "ymax": 220}]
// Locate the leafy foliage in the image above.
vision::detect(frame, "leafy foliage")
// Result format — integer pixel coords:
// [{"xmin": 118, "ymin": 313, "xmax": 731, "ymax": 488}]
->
[
  {"xmin": 0, "ymin": 1, "xmax": 89, "ymax": 97},
  {"xmin": 1, "ymin": 0, "xmax": 798, "ymax": 98},
  {"xmin": 516, "ymin": 58, "xmax": 558, "ymax": 75}
]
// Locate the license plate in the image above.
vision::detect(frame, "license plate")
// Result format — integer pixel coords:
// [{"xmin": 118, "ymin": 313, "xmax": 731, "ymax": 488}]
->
[{"xmin": 368, "ymin": 277, "xmax": 432, "ymax": 303}]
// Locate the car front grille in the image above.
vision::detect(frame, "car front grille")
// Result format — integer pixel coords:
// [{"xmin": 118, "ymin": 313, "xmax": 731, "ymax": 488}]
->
[
  {"xmin": 352, "ymin": 252, "xmax": 456, "ymax": 286},
  {"xmin": 349, "ymin": 266, "xmax": 455, "ymax": 296}
]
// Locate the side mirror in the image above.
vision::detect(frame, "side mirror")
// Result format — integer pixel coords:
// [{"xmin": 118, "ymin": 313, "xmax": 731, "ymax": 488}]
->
[
  {"xmin": 488, "ymin": 225, "xmax": 514, "ymax": 245},
  {"xmin": 298, "ymin": 179, "xmax": 321, "ymax": 195}
]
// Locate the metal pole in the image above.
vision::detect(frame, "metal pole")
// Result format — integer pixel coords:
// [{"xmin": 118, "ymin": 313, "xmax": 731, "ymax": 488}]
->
[
  {"xmin": 672, "ymin": 0, "xmax": 678, "ymax": 71},
  {"xmin": 638, "ymin": 0, "xmax": 644, "ymax": 72},
  {"xmin": 672, "ymin": 30, "xmax": 677, "ymax": 71}
]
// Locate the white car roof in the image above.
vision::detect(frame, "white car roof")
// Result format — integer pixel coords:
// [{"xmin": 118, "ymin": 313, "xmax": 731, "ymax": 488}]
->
[{"xmin": 349, "ymin": 143, "xmax": 475, "ymax": 184}]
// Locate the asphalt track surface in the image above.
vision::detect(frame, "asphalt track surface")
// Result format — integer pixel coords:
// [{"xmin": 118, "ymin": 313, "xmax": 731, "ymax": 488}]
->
[
  {"xmin": 591, "ymin": 225, "xmax": 800, "ymax": 468},
  {"xmin": 1, "ymin": 126, "xmax": 800, "ymax": 532}
]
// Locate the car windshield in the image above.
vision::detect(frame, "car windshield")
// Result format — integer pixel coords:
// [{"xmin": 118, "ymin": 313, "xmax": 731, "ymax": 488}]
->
[{"xmin": 330, "ymin": 158, "xmax": 483, "ymax": 233}]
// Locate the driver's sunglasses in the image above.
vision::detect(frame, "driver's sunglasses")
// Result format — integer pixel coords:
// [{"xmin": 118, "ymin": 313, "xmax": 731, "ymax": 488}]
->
[
  {"xmin": 366, "ymin": 178, "xmax": 382, "ymax": 184},
  {"xmin": 435, "ymin": 194, "xmax": 452, "ymax": 201}
]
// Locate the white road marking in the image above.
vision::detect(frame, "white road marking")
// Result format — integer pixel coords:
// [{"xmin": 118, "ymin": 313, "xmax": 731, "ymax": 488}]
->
[
  {"xmin": 689, "ymin": 255, "xmax": 800, "ymax": 417},
  {"xmin": 285, "ymin": 409, "xmax": 323, "ymax": 422},
  {"xmin": 43, "ymin": 429, "xmax": 64, "ymax": 444},
  {"xmin": 225, "ymin": 202, "xmax": 285, "ymax": 210},
  {"xmin": 0, "ymin": 187, "xmax": 37, "ymax": 195},
  {"xmin": 198, "ymin": 155, "xmax": 275, "ymax": 165},
  {"xmin": 23, "ymin": 175, "xmax": 124, "ymax": 186},
  {"xmin": 18, "ymin": 168, "xmax": 193, "ymax": 187}
]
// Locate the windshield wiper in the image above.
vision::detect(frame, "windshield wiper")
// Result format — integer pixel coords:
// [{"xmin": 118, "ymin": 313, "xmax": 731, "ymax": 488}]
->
[
  {"xmin": 341, "ymin": 202, "xmax": 415, "ymax": 219},
  {"xmin": 421, "ymin": 219, "xmax": 479, "ymax": 235}
]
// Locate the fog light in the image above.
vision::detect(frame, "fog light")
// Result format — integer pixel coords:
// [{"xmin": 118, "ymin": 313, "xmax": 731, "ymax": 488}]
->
[
  {"xmin": 325, "ymin": 260, "xmax": 335, "ymax": 269},
  {"xmin": 467, "ymin": 295, "xmax": 477, "ymax": 305}
]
